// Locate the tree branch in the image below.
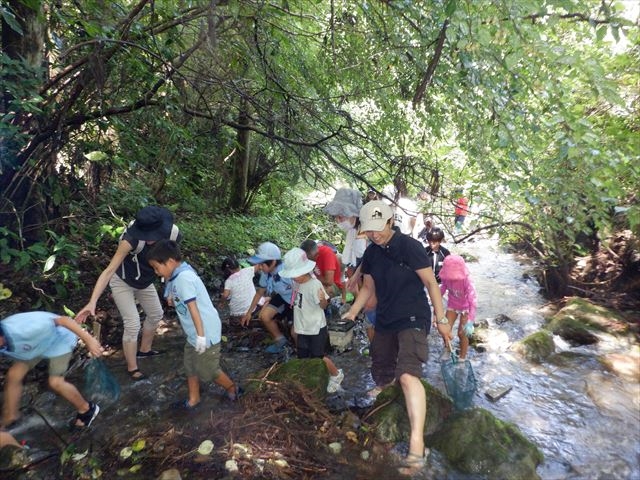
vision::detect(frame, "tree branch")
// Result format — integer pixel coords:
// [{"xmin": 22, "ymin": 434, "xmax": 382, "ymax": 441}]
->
[{"xmin": 412, "ymin": 19, "xmax": 449, "ymax": 108}]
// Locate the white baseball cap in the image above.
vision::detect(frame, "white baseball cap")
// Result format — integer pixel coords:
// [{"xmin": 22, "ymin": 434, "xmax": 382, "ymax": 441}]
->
[{"xmin": 359, "ymin": 200, "xmax": 394, "ymax": 232}]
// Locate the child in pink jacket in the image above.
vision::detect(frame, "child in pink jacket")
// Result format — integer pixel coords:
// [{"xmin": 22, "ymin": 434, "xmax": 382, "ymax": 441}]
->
[{"xmin": 439, "ymin": 254, "xmax": 477, "ymax": 360}]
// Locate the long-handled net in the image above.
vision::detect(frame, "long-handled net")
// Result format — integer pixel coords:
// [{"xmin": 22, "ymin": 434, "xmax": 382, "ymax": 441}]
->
[{"xmin": 440, "ymin": 356, "xmax": 477, "ymax": 411}]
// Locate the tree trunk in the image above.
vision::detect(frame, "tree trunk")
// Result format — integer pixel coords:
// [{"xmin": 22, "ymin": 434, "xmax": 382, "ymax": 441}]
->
[
  {"xmin": 230, "ymin": 100, "xmax": 251, "ymax": 211},
  {"xmin": 0, "ymin": 0, "xmax": 46, "ymax": 236}
]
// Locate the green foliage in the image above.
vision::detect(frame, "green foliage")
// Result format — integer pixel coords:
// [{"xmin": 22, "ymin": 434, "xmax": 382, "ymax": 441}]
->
[
  {"xmin": 1, "ymin": 0, "xmax": 637, "ymax": 290},
  {"xmin": 60, "ymin": 443, "xmax": 103, "ymax": 479}
]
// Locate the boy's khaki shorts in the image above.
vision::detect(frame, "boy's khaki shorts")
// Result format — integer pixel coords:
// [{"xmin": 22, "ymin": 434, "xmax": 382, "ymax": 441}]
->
[
  {"xmin": 23, "ymin": 352, "xmax": 72, "ymax": 377},
  {"xmin": 183, "ymin": 342, "xmax": 222, "ymax": 382}
]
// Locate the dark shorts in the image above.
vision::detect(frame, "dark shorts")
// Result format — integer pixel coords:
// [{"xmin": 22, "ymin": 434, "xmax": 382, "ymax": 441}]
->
[
  {"xmin": 455, "ymin": 215, "xmax": 466, "ymax": 224},
  {"xmin": 370, "ymin": 327, "xmax": 429, "ymax": 387},
  {"xmin": 266, "ymin": 294, "xmax": 293, "ymax": 323},
  {"xmin": 297, "ymin": 326, "xmax": 329, "ymax": 359}
]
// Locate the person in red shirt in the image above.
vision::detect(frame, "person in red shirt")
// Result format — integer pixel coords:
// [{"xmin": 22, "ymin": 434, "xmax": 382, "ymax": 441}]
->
[
  {"xmin": 454, "ymin": 189, "xmax": 469, "ymax": 233},
  {"xmin": 300, "ymin": 240, "xmax": 343, "ymax": 298}
]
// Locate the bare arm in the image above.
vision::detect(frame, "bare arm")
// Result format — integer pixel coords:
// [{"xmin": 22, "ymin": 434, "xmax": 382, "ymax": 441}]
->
[
  {"xmin": 415, "ymin": 267, "xmax": 450, "ymax": 337},
  {"xmin": 343, "ymin": 274, "xmax": 374, "ymax": 321},
  {"xmin": 318, "ymin": 287, "xmax": 329, "ymax": 310},
  {"xmin": 76, "ymin": 239, "xmax": 133, "ymax": 323},
  {"xmin": 55, "ymin": 316, "xmax": 103, "ymax": 357},
  {"xmin": 241, "ymin": 287, "xmax": 266, "ymax": 326},
  {"xmin": 186, "ymin": 301, "xmax": 205, "ymax": 337}
]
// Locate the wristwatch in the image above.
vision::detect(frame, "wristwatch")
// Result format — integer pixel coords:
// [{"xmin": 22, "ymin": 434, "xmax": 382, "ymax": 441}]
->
[{"xmin": 436, "ymin": 317, "xmax": 449, "ymax": 325}]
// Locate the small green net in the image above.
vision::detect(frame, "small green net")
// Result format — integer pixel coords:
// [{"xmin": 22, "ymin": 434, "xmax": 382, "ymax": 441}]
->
[
  {"xmin": 84, "ymin": 358, "xmax": 120, "ymax": 404},
  {"xmin": 441, "ymin": 358, "xmax": 477, "ymax": 410}
]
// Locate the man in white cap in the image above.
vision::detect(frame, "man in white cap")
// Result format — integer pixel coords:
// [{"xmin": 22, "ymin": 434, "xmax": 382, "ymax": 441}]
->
[{"xmin": 342, "ymin": 200, "xmax": 449, "ymax": 476}]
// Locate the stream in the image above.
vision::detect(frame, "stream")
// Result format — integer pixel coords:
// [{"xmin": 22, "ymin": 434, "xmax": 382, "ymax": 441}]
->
[{"xmin": 3, "ymin": 237, "xmax": 638, "ymax": 479}]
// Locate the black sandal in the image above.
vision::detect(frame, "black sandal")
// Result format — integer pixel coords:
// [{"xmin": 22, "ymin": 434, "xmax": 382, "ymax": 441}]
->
[
  {"xmin": 136, "ymin": 349, "xmax": 165, "ymax": 358},
  {"xmin": 128, "ymin": 369, "xmax": 147, "ymax": 381},
  {"xmin": 74, "ymin": 403, "xmax": 100, "ymax": 428}
]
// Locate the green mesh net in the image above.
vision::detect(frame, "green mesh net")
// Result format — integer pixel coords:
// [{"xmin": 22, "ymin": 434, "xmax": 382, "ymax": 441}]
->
[
  {"xmin": 84, "ymin": 358, "xmax": 120, "ymax": 404},
  {"xmin": 441, "ymin": 358, "xmax": 477, "ymax": 410}
]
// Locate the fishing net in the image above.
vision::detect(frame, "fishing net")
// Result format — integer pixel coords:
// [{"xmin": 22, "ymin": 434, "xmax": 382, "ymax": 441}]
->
[
  {"xmin": 441, "ymin": 358, "xmax": 477, "ymax": 411},
  {"xmin": 84, "ymin": 358, "xmax": 120, "ymax": 404}
]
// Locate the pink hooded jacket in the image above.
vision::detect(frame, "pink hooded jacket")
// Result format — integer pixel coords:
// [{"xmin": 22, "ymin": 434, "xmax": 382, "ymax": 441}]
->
[{"xmin": 439, "ymin": 254, "xmax": 477, "ymax": 322}]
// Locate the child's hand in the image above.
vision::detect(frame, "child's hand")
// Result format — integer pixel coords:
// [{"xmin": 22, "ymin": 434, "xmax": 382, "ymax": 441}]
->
[
  {"xmin": 342, "ymin": 310, "xmax": 356, "ymax": 322},
  {"xmin": 85, "ymin": 336, "xmax": 104, "ymax": 358},
  {"xmin": 195, "ymin": 336, "xmax": 207, "ymax": 353},
  {"xmin": 463, "ymin": 322, "xmax": 474, "ymax": 337}
]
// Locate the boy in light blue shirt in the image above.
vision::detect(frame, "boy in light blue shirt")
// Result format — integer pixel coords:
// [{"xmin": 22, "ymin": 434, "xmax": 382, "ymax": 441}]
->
[
  {"xmin": 0, "ymin": 311, "xmax": 103, "ymax": 429},
  {"xmin": 147, "ymin": 240, "xmax": 240, "ymax": 408}
]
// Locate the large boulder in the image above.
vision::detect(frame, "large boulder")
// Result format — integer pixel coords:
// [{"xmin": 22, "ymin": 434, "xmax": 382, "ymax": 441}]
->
[
  {"xmin": 371, "ymin": 381, "xmax": 453, "ymax": 442},
  {"xmin": 546, "ymin": 297, "xmax": 629, "ymax": 346},
  {"xmin": 515, "ymin": 330, "xmax": 555, "ymax": 363},
  {"xmin": 427, "ymin": 409, "xmax": 543, "ymax": 480},
  {"xmin": 368, "ymin": 382, "xmax": 543, "ymax": 479}
]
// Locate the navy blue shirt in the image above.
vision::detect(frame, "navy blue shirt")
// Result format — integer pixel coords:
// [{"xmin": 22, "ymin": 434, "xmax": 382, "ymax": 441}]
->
[{"xmin": 361, "ymin": 231, "xmax": 431, "ymax": 333}]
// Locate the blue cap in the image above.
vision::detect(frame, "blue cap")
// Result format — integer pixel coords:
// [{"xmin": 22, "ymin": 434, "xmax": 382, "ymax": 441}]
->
[{"xmin": 247, "ymin": 242, "xmax": 281, "ymax": 264}]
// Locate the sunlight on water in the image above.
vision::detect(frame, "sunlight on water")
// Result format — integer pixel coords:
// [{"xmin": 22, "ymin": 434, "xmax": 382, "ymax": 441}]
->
[{"xmin": 448, "ymin": 238, "xmax": 640, "ymax": 480}]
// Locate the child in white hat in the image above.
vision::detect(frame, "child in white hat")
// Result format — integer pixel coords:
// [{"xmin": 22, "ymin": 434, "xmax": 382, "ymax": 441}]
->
[{"xmin": 280, "ymin": 248, "xmax": 344, "ymax": 393}]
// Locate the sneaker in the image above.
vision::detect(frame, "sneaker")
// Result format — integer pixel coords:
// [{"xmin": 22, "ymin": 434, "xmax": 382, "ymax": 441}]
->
[
  {"xmin": 170, "ymin": 399, "xmax": 200, "ymax": 411},
  {"xmin": 75, "ymin": 402, "xmax": 100, "ymax": 428},
  {"xmin": 265, "ymin": 337, "xmax": 287, "ymax": 354},
  {"xmin": 226, "ymin": 386, "xmax": 244, "ymax": 402},
  {"xmin": 327, "ymin": 369, "xmax": 344, "ymax": 393}
]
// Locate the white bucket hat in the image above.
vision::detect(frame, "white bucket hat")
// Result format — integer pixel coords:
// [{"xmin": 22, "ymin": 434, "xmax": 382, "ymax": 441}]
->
[{"xmin": 279, "ymin": 248, "xmax": 316, "ymax": 278}]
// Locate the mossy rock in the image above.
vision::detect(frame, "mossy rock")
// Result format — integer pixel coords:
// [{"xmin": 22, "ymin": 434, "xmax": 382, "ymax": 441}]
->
[
  {"xmin": 546, "ymin": 297, "xmax": 629, "ymax": 343},
  {"xmin": 245, "ymin": 358, "xmax": 329, "ymax": 399},
  {"xmin": 427, "ymin": 408, "xmax": 543, "ymax": 480},
  {"xmin": 515, "ymin": 330, "xmax": 555, "ymax": 363},
  {"xmin": 369, "ymin": 381, "xmax": 453, "ymax": 443},
  {"xmin": 0, "ymin": 445, "xmax": 29, "ymax": 470}
]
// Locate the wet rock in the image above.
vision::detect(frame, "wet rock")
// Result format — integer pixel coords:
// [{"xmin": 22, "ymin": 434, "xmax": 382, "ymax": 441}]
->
[
  {"xmin": 225, "ymin": 459, "xmax": 239, "ymax": 473},
  {"xmin": 485, "ymin": 385, "xmax": 513, "ymax": 402},
  {"xmin": 250, "ymin": 358, "xmax": 329, "ymax": 399},
  {"xmin": 368, "ymin": 381, "xmax": 542, "ymax": 479},
  {"xmin": 157, "ymin": 468, "xmax": 182, "ymax": 480},
  {"xmin": 427, "ymin": 409, "xmax": 543, "ymax": 480},
  {"xmin": 0, "ymin": 444, "xmax": 28, "ymax": 470},
  {"xmin": 328, "ymin": 442, "xmax": 342, "ymax": 454},
  {"xmin": 546, "ymin": 297, "xmax": 630, "ymax": 346},
  {"xmin": 368, "ymin": 381, "xmax": 453, "ymax": 443},
  {"xmin": 600, "ymin": 351, "xmax": 640, "ymax": 381},
  {"xmin": 494, "ymin": 314, "xmax": 512, "ymax": 325},
  {"xmin": 515, "ymin": 330, "xmax": 555, "ymax": 363}
]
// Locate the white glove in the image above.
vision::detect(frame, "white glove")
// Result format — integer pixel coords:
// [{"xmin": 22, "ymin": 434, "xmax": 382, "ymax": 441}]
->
[{"xmin": 195, "ymin": 336, "xmax": 207, "ymax": 353}]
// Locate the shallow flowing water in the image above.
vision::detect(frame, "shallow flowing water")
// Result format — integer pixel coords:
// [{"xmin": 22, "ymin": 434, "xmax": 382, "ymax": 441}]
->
[{"xmin": 5, "ymin": 237, "xmax": 638, "ymax": 479}]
